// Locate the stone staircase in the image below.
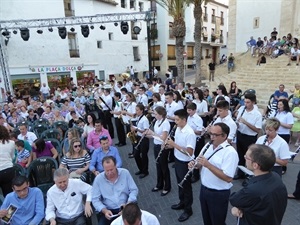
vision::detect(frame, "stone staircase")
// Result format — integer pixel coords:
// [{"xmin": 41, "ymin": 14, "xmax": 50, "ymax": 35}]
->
[{"xmin": 205, "ymin": 53, "xmax": 300, "ymax": 108}]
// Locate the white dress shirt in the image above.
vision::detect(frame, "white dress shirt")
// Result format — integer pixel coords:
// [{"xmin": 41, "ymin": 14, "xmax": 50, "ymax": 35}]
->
[
  {"xmin": 275, "ymin": 111, "xmax": 294, "ymax": 135},
  {"xmin": 111, "ymin": 210, "xmax": 160, "ymax": 225},
  {"xmin": 192, "ymin": 99, "xmax": 208, "ymax": 115},
  {"xmin": 137, "ymin": 94, "xmax": 148, "ymax": 107},
  {"xmin": 123, "ymin": 102, "xmax": 137, "ymax": 124},
  {"xmin": 18, "ymin": 131, "xmax": 37, "ymax": 145},
  {"xmin": 45, "ymin": 179, "xmax": 92, "ymax": 220},
  {"xmin": 187, "ymin": 114, "xmax": 203, "ymax": 138},
  {"xmin": 214, "ymin": 113, "xmax": 237, "ymax": 140},
  {"xmin": 201, "ymin": 141, "xmax": 238, "ymax": 190},
  {"xmin": 174, "ymin": 124, "xmax": 196, "ymax": 161},
  {"xmin": 136, "ymin": 115, "xmax": 149, "ymax": 137},
  {"xmin": 153, "ymin": 119, "xmax": 170, "ymax": 145},
  {"xmin": 100, "ymin": 94, "xmax": 113, "ymax": 111},
  {"xmin": 166, "ymin": 101, "xmax": 179, "ymax": 122},
  {"xmin": 237, "ymin": 106, "xmax": 262, "ymax": 136}
]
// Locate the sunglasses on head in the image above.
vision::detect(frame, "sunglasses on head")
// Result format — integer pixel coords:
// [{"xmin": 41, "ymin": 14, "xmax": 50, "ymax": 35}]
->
[{"xmin": 99, "ymin": 135, "xmax": 108, "ymax": 141}]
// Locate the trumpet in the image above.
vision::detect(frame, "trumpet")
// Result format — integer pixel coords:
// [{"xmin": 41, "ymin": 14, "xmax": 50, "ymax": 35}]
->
[
  {"xmin": 134, "ymin": 118, "xmax": 156, "ymax": 150},
  {"xmin": 155, "ymin": 125, "xmax": 177, "ymax": 163},
  {"xmin": 178, "ymin": 141, "xmax": 213, "ymax": 188},
  {"xmin": 127, "ymin": 120, "xmax": 137, "ymax": 144}
]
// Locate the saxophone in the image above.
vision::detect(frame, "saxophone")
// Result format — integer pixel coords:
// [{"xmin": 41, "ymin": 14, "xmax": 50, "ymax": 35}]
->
[
  {"xmin": 127, "ymin": 119, "xmax": 137, "ymax": 144},
  {"xmin": 118, "ymin": 102, "xmax": 125, "ymax": 125}
]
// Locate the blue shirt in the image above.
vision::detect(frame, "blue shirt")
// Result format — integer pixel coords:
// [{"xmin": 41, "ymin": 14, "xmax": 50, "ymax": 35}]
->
[
  {"xmin": 89, "ymin": 146, "xmax": 122, "ymax": 172},
  {"xmin": 0, "ymin": 187, "xmax": 45, "ymax": 225},
  {"xmin": 92, "ymin": 168, "xmax": 138, "ymax": 212},
  {"xmin": 246, "ymin": 39, "xmax": 256, "ymax": 46},
  {"xmin": 273, "ymin": 90, "xmax": 288, "ymax": 103}
]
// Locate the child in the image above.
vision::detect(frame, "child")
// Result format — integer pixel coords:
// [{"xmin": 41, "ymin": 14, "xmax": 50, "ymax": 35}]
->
[
  {"xmin": 290, "ymin": 84, "xmax": 300, "ymax": 107},
  {"xmin": 15, "ymin": 140, "xmax": 31, "ymax": 168},
  {"xmin": 292, "ymin": 101, "xmax": 300, "ymax": 146}
]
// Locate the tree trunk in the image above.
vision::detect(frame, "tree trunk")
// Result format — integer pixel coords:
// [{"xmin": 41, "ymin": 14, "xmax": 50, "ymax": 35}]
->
[{"xmin": 194, "ymin": 2, "xmax": 203, "ymax": 86}]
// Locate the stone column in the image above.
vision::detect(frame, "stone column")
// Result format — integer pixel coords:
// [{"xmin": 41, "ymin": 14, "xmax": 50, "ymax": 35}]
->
[
  {"xmin": 228, "ymin": 0, "xmax": 237, "ymax": 54},
  {"xmin": 279, "ymin": 0, "xmax": 297, "ymax": 37}
]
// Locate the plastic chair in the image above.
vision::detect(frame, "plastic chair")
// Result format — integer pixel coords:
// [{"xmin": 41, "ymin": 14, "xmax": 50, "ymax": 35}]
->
[
  {"xmin": 13, "ymin": 163, "xmax": 27, "ymax": 176},
  {"xmin": 41, "ymin": 129, "xmax": 63, "ymax": 142},
  {"xmin": 27, "ymin": 157, "xmax": 58, "ymax": 197},
  {"xmin": 52, "ymin": 121, "xmax": 69, "ymax": 136},
  {"xmin": 45, "ymin": 138, "xmax": 63, "ymax": 164},
  {"xmin": 32, "ymin": 124, "xmax": 49, "ymax": 138},
  {"xmin": 33, "ymin": 118, "xmax": 51, "ymax": 127}
]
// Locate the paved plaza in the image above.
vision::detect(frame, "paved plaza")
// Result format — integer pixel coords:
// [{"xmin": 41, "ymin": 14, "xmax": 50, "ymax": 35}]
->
[{"xmin": 116, "ymin": 137, "xmax": 300, "ymax": 225}]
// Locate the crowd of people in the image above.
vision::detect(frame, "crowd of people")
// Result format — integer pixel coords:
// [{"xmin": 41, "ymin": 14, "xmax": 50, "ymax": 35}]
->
[
  {"xmin": 246, "ymin": 28, "xmax": 300, "ymax": 66},
  {"xmin": 0, "ymin": 74, "xmax": 299, "ymax": 225}
]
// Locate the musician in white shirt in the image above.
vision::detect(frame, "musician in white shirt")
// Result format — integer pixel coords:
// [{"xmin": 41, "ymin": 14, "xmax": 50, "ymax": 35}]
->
[
  {"xmin": 111, "ymin": 92, "xmax": 126, "ymax": 146},
  {"xmin": 159, "ymin": 85, "xmax": 166, "ymax": 103},
  {"xmin": 166, "ymin": 109, "xmax": 196, "ymax": 222},
  {"xmin": 100, "ymin": 88, "xmax": 114, "ymax": 139},
  {"xmin": 131, "ymin": 104, "xmax": 150, "ymax": 178},
  {"xmin": 152, "ymin": 78, "xmax": 160, "ymax": 93},
  {"xmin": 45, "ymin": 168, "xmax": 93, "ymax": 225},
  {"xmin": 148, "ymin": 93, "xmax": 164, "ymax": 118},
  {"xmin": 137, "ymin": 87, "xmax": 148, "ymax": 107}
]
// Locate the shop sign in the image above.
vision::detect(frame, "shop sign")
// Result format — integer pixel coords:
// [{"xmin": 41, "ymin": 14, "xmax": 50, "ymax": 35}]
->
[{"xmin": 29, "ymin": 65, "xmax": 83, "ymax": 73}]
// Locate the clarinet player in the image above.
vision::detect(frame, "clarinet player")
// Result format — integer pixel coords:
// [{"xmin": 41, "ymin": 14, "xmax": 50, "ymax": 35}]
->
[
  {"xmin": 189, "ymin": 123, "xmax": 238, "ymax": 225},
  {"xmin": 166, "ymin": 109, "xmax": 196, "ymax": 222},
  {"xmin": 145, "ymin": 106, "xmax": 172, "ymax": 196}
]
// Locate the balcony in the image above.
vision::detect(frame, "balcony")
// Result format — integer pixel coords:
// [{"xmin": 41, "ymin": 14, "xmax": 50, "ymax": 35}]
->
[
  {"xmin": 211, "ymin": 15, "xmax": 216, "ymax": 23},
  {"xmin": 94, "ymin": 0, "xmax": 118, "ymax": 6},
  {"xmin": 211, "ymin": 35, "xmax": 216, "ymax": 42},
  {"xmin": 65, "ymin": 9, "xmax": 74, "ymax": 17},
  {"xmin": 69, "ymin": 49, "xmax": 80, "ymax": 58},
  {"xmin": 203, "ymin": 14, "xmax": 208, "ymax": 22},
  {"xmin": 202, "ymin": 36, "xmax": 208, "ymax": 42}
]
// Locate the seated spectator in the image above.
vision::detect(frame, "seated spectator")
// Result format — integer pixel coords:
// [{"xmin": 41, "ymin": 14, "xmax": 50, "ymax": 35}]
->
[
  {"xmin": 87, "ymin": 119, "xmax": 112, "ymax": 154},
  {"xmin": 52, "ymin": 109, "xmax": 65, "ymax": 122},
  {"xmin": 111, "ymin": 203, "xmax": 160, "ymax": 225},
  {"xmin": 256, "ymin": 53, "xmax": 266, "ymax": 66},
  {"xmin": 0, "ymin": 115, "xmax": 13, "ymax": 132},
  {"xmin": 7, "ymin": 108, "xmax": 24, "ymax": 127},
  {"xmin": 246, "ymin": 36, "xmax": 256, "ymax": 55},
  {"xmin": 92, "ymin": 156, "xmax": 138, "ymax": 225},
  {"xmin": 68, "ymin": 110, "xmax": 85, "ymax": 128},
  {"xmin": 60, "ymin": 138, "xmax": 91, "ymax": 182},
  {"xmin": 291, "ymin": 101, "xmax": 300, "ymax": 146},
  {"xmin": 32, "ymin": 138, "xmax": 58, "ymax": 160},
  {"xmin": 65, "ymin": 107, "xmax": 81, "ymax": 123},
  {"xmin": 290, "ymin": 83, "xmax": 300, "ymax": 106},
  {"xmin": 287, "ymin": 45, "xmax": 300, "ymax": 66},
  {"xmin": 45, "ymin": 168, "xmax": 93, "ymax": 225},
  {"xmin": 253, "ymin": 37, "xmax": 264, "ymax": 56},
  {"xmin": 19, "ymin": 106, "xmax": 29, "ymax": 119},
  {"xmin": 74, "ymin": 100, "xmax": 86, "ymax": 117},
  {"xmin": 41, "ymin": 106, "xmax": 55, "ymax": 125},
  {"xmin": 82, "ymin": 113, "xmax": 96, "ymax": 138},
  {"xmin": 62, "ymin": 128, "xmax": 80, "ymax": 155},
  {"xmin": 272, "ymin": 84, "xmax": 288, "ymax": 104},
  {"xmin": 27, "ymin": 109, "xmax": 39, "ymax": 124},
  {"xmin": 17, "ymin": 124, "xmax": 37, "ymax": 145},
  {"xmin": 90, "ymin": 136, "xmax": 122, "ymax": 176},
  {"xmin": 15, "ymin": 140, "xmax": 31, "ymax": 168},
  {"xmin": 0, "ymin": 176, "xmax": 44, "ymax": 225}
]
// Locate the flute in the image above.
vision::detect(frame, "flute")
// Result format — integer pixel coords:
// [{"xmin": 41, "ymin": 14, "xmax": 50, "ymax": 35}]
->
[
  {"xmin": 134, "ymin": 118, "xmax": 156, "ymax": 150},
  {"xmin": 178, "ymin": 140, "xmax": 213, "ymax": 188},
  {"xmin": 155, "ymin": 125, "xmax": 177, "ymax": 163}
]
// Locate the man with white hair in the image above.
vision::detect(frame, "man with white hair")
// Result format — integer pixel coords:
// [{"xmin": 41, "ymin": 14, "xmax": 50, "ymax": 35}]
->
[{"xmin": 45, "ymin": 168, "xmax": 93, "ymax": 225}]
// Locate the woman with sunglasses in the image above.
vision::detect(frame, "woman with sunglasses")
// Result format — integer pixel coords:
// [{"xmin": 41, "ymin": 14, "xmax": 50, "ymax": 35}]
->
[
  {"xmin": 60, "ymin": 138, "xmax": 91, "ymax": 182},
  {"xmin": 256, "ymin": 118, "xmax": 291, "ymax": 176},
  {"xmin": 146, "ymin": 106, "xmax": 171, "ymax": 196}
]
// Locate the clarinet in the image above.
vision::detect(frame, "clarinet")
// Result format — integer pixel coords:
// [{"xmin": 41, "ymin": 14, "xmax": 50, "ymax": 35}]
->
[
  {"xmin": 178, "ymin": 140, "xmax": 213, "ymax": 188},
  {"xmin": 134, "ymin": 118, "xmax": 156, "ymax": 150},
  {"xmin": 263, "ymin": 134, "xmax": 269, "ymax": 145},
  {"xmin": 199, "ymin": 115, "xmax": 219, "ymax": 138},
  {"xmin": 155, "ymin": 125, "xmax": 177, "ymax": 163},
  {"xmin": 238, "ymin": 106, "xmax": 247, "ymax": 121}
]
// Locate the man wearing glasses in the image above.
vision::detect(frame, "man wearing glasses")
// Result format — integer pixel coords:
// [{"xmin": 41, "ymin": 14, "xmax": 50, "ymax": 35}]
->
[
  {"xmin": 0, "ymin": 176, "xmax": 44, "ymax": 225},
  {"xmin": 190, "ymin": 123, "xmax": 238, "ymax": 225},
  {"xmin": 230, "ymin": 144, "xmax": 287, "ymax": 225},
  {"xmin": 90, "ymin": 136, "xmax": 122, "ymax": 176}
]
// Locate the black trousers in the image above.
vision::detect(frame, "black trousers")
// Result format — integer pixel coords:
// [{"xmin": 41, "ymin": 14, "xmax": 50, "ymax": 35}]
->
[
  {"xmin": 236, "ymin": 131, "xmax": 257, "ymax": 176},
  {"xmin": 98, "ymin": 208, "xmax": 120, "ymax": 225},
  {"xmin": 103, "ymin": 110, "xmax": 114, "ymax": 138},
  {"xmin": 0, "ymin": 167, "xmax": 15, "ymax": 197},
  {"xmin": 114, "ymin": 118, "xmax": 126, "ymax": 144},
  {"xmin": 154, "ymin": 144, "xmax": 171, "ymax": 191},
  {"xmin": 200, "ymin": 185, "xmax": 230, "ymax": 225},
  {"xmin": 175, "ymin": 158, "xmax": 193, "ymax": 214},
  {"xmin": 293, "ymin": 170, "xmax": 300, "ymax": 199},
  {"xmin": 193, "ymin": 137, "xmax": 205, "ymax": 179},
  {"xmin": 134, "ymin": 136, "xmax": 149, "ymax": 174},
  {"xmin": 56, "ymin": 213, "xmax": 86, "ymax": 225}
]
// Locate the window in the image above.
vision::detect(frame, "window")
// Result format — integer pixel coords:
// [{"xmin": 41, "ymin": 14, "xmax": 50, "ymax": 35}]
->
[
  {"xmin": 63, "ymin": 0, "xmax": 74, "ymax": 17},
  {"xmin": 138, "ymin": 2, "xmax": 144, "ymax": 12},
  {"xmin": 97, "ymin": 41, "xmax": 102, "ymax": 49},
  {"xmin": 169, "ymin": 22, "xmax": 174, "ymax": 39},
  {"xmin": 211, "ymin": 9, "xmax": 216, "ymax": 23},
  {"xmin": 131, "ymin": 21, "xmax": 138, "ymax": 40},
  {"xmin": 167, "ymin": 45, "xmax": 176, "ymax": 60},
  {"xmin": 133, "ymin": 46, "xmax": 140, "ymax": 61},
  {"xmin": 220, "ymin": 30, "xmax": 224, "ymax": 43},
  {"xmin": 99, "ymin": 71, "xmax": 105, "ymax": 81},
  {"xmin": 121, "ymin": 0, "xmax": 126, "ymax": 8},
  {"xmin": 253, "ymin": 17, "xmax": 260, "ymax": 29},
  {"xmin": 220, "ymin": 11, "xmax": 224, "ymax": 25},
  {"xmin": 68, "ymin": 33, "xmax": 80, "ymax": 58},
  {"xmin": 203, "ymin": 6, "xmax": 208, "ymax": 22},
  {"xmin": 187, "ymin": 46, "xmax": 194, "ymax": 60},
  {"xmin": 151, "ymin": 45, "xmax": 161, "ymax": 60},
  {"xmin": 202, "ymin": 27, "xmax": 208, "ymax": 42},
  {"xmin": 130, "ymin": 0, "xmax": 136, "ymax": 10},
  {"xmin": 205, "ymin": 49, "xmax": 210, "ymax": 58},
  {"xmin": 108, "ymin": 32, "xmax": 113, "ymax": 40},
  {"xmin": 150, "ymin": 23, "xmax": 158, "ymax": 39}
]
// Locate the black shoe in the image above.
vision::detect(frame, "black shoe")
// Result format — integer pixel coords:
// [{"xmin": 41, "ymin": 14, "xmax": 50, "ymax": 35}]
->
[
  {"xmin": 233, "ymin": 175, "xmax": 245, "ymax": 180},
  {"xmin": 171, "ymin": 203, "xmax": 184, "ymax": 210},
  {"xmin": 128, "ymin": 154, "xmax": 134, "ymax": 158},
  {"xmin": 178, "ymin": 211, "xmax": 193, "ymax": 222},
  {"xmin": 191, "ymin": 177, "xmax": 199, "ymax": 183},
  {"xmin": 168, "ymin": 160, "xmax": 175, "ymax": 163},
  {"xmin": 128, "ymin": 152, "xmax": 133, "ymax": 156},
  {"xmin": 151, "ymin": 187, "xmax": 162, "ymax": 192},
  {"xmin": 115, "ymin": 142, "xmax": 121, "ymax": 146},
  {"xmin": 139, "ymin": 173, "xmax": 149, "ymax": 179},
  {"xmin": 161, "ymin": 190, "xmax": 170, "ymax": 196},
  {"xmin": 118, "ymin": 143, "xmax": 126, "ymax": 147},
  {"xmin": 172, "ymin": 164, "xmax": 175, "ymax": 168},
  {"xmin": 135, "ymin": 171, "xmax": 142, "ymax": 175}
]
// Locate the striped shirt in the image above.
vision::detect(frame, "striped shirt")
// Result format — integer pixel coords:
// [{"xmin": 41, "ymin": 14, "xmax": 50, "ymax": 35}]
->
[
  {"xmin": 61, "ymin": 152, "xmax": 91, "ymax": 172},
  {"xmin": 17, "ymin": 148, "xmax": 30, "ymax": 163}
]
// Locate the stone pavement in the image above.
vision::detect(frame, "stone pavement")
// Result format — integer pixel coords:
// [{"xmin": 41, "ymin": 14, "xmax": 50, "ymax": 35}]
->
[{"xmin": 116, "ymin": 137, "xmax": 300, "ymax": 225}]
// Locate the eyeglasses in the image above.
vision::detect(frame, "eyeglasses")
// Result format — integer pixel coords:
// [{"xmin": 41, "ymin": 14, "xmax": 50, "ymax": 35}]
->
[
  {"xmin": 99, "ymin": 135, "xmax": 108, "ymax": 141},
  {"xmin": 73, "ymin": 145, "xmax": 81, "ymax": 148},
  {"xmin": 14, "ymin": 186, "xmax": 28, "ymax": 193},
  {"xmin": 244, "ymin": 155, "xmax": 253, "ymax": 161},
  {"xmin": 208, "ymin": 132, "xmax": 223, "ymax": 137}
]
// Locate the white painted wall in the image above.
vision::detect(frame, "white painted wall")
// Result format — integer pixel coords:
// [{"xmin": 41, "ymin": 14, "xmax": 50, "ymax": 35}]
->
[
  {"xmin": 0, "ymin": 0, "xmax": 150, "ymax": 86},
  {"xmin": 235, "ymin": 0, "xmax": 281, "ymax": 53}
]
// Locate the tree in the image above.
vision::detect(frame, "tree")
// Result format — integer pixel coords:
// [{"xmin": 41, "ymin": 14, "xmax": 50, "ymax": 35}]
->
[
  {"xmin": 156, "ymin": 0, "xmax": 188, "ymax": 83},
  {"xmin": 193, "ymin": 0, "xmax": 210, "ymax": 86}
]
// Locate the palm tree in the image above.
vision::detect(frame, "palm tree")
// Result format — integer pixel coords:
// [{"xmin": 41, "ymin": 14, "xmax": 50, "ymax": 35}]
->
[
  {"xmin": 156, "ymin": 0, "xmax": 188, "ymax": 83},
  {"xmin": 193, "ymin": 0, "xmax": 210, "ymax": 86}
]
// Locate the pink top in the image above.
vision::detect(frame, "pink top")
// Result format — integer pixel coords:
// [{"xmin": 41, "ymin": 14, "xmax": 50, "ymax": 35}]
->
[{"xmin": 86, "ymin": 128, "xmax": 112, "ymax": 152}]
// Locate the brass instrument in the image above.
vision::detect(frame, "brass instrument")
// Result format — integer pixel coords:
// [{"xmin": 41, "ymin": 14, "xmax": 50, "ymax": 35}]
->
[
  {"xmin": 178, "ymin": 141, "xmax": 213, "ymax": 188},
  {"xmin": 96, "ymin": 98, "xmax": 103, "ymax": 110},
  {"xmin": 146, "ymin": 101, "xmax": 154, "ymax": 120},
  {"xmin": 127, "ymin": 119, "xmax": 137, "ymax": 144},
  {"xmin": 118, "ymin": 102, "xmax": 125, "ymax": 125}
]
